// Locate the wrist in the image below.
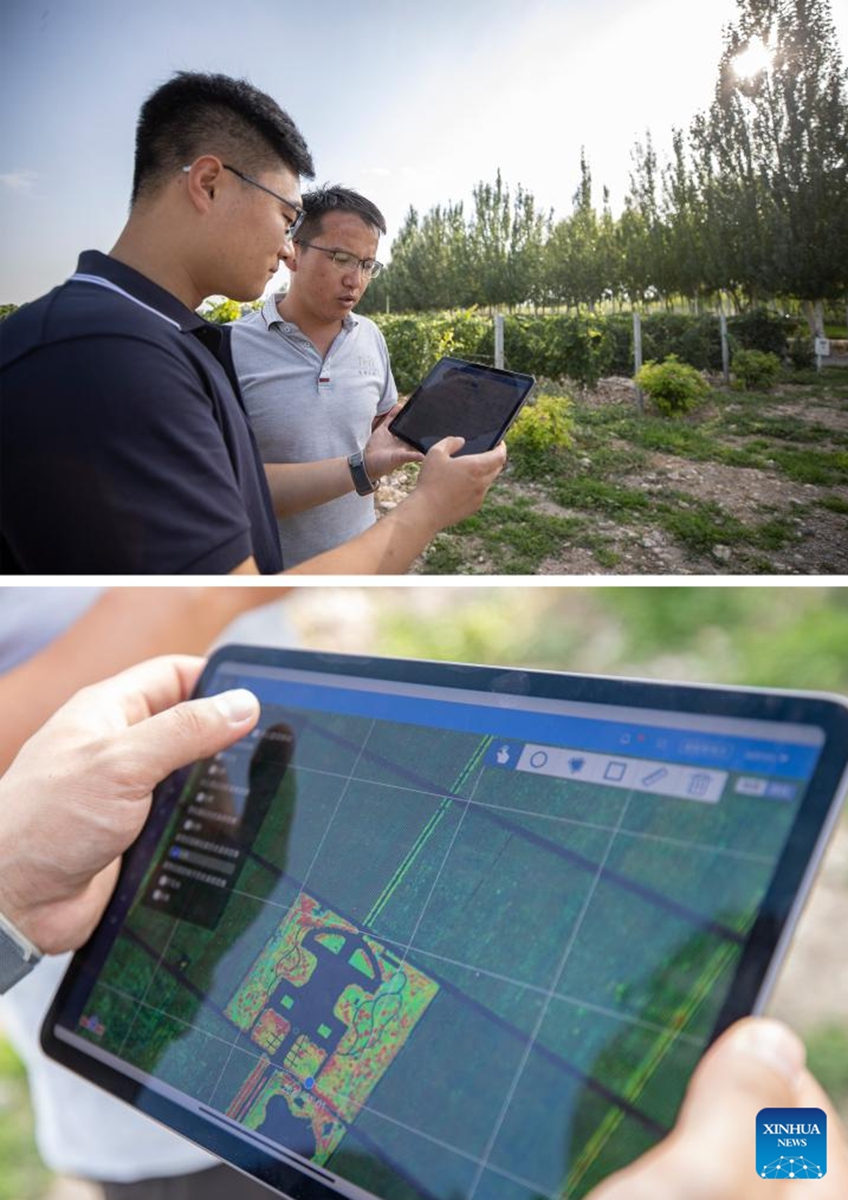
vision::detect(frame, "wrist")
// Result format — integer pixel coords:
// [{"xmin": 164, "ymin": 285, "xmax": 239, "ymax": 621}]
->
[
  {"xmin": 390, "ymin": 488, "xmax": 443, "ymax": 545},
  {"xmin": 361, "ymin": 446, "xmax": 382, "ymax": 484},
  {"xmin": 0, "ymin": 858, "xmax": 39, "ymax": 949}
]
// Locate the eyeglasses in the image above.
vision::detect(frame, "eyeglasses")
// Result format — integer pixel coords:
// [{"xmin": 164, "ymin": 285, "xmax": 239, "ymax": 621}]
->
[
  {"xmin": 183, "ymin": 163, "xmax": 306, "ymax": 240},
  {"xmin": 296, "ymin": 240, "xmax": 383, "ymax": 279}
]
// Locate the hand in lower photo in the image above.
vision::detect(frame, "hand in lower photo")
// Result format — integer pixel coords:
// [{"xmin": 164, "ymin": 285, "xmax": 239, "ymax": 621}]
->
[
  {"xmin": 0, "ymin": 654, "xmax": 259, "ymax": 956},
  {"xmin": 590, "ymin": 1017, "xmax": 847, "ymax": 1199}
]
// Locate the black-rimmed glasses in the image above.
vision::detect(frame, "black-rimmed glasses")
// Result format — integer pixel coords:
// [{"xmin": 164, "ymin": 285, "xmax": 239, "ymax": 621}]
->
[
  {"xmin": 183, "ymin": 163, "xmax": 306, "ymax": 240},
  {"xmin": 296, "ymin": 240, "xmax": 383, "ymax": 279}
]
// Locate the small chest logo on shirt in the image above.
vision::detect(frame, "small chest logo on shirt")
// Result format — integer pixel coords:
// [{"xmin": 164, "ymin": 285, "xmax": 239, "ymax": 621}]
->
[{"xmin": 357, "ymin": 354, "xmax": 378, "ymax": 376}]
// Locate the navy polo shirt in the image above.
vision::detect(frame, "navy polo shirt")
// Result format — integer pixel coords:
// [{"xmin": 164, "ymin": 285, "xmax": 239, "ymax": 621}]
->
[{"xmin": 0, "ymin": 251, "xmax": 283, "ymax": 574}]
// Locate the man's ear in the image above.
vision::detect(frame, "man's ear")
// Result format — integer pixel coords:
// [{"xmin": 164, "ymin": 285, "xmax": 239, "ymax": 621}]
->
[{"xmin": 182, "ymin": 157, "xmax": 225, "ymax": 213}]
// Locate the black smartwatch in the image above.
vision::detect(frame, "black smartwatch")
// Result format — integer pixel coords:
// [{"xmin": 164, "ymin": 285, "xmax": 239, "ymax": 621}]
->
[{"xmin": 347, "ymin": 449, "xmax": 378, "ymax": 496}]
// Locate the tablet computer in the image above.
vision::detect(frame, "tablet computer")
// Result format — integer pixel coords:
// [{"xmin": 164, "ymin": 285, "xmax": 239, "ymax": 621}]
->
[
  {"xmin": 42, "ymin": 647, "xmax": 848, "ymax": 1200},
  {"xmin": 388, "ymin": 356, "xmax": 535, "ymax": 455}
]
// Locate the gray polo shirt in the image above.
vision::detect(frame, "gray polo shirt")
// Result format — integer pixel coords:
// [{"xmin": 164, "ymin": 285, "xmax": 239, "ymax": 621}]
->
[{"xmin": 231, "ymin": 294, "xmax": 397, "ymax": 567}]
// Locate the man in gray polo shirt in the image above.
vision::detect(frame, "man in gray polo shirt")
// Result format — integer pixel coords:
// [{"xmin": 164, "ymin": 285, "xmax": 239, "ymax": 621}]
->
[{"xmin": 231, "ymin": 186, "xmax": 416, "ymax": 566}]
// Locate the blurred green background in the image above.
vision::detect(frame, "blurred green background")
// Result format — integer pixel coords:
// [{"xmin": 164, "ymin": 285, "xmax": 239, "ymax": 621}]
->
[
  {"xmin": 288, "ymin": 584, "xmax": 848, "ymax": 694},
  {"xmin": 2, "ymin": 584, "xmax": 846, "ymax": 1200}
]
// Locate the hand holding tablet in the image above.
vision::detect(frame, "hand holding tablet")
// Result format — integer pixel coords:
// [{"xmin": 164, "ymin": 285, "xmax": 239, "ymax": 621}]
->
[
  {"xmin": 0, "ymin": 656, "xmax": 260, "ymax": 958},
  {"xmin": 37, "ymin": 647, "xmax": 848, "ymax": 1200}
]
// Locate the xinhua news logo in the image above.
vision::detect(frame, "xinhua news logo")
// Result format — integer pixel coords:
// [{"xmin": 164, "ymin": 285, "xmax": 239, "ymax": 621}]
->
[{"xmin": 756, "ymin": 1107, "xmax": 827, "ymax": 1179}]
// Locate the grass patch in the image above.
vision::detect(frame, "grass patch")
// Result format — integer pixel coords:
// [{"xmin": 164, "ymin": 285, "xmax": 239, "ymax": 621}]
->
[
  {"xmin": 580, "ymin": 535, "xmax": 622, "ymax": 568},
  {"xmin": 422, "ymin": 495, "xmax": 585, "ymax": 574},
  {"xmin": 655, "ymin": 500, "xmax": 749, "ymax": 555},
  {"xmin": 652, "ymin": 497, "xmax": 796, "ymax": 559},
  {"xmin": 553, "ymin": 476, "xmax": 653, "ymax": 514},
  {"xmin": 784, "ymin": 365, "xmax": 848, "ymax": 391},
  {"xmin": 817, "ymin": 494, "xmax": 848, "ymax": 515},
  {"xmin": 722, "ymin": 412, "xmax": 848, "ymax": 446},
  {"xmin": 419, "ymin": 534, "xmax": 469, "ymax": 574},
  {"xmin": 770, "ymin": 447, "xmax": 848, "ymax": 486}
]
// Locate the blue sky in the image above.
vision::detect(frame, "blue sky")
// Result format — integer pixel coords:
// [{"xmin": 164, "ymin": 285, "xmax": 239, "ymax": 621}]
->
[{"xmin": 2, "ymin": 0, "xmax": 845, "ymax": 304}]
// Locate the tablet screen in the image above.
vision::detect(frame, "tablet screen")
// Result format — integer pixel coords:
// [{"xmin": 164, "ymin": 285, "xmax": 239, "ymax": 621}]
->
[
  {"xmin": 43, "ymin": 649, "xmax": 848, "ymax": 1200},
  {"xmin": 388, "ymin": 357, "xmax": 535, "ymax": 454}
]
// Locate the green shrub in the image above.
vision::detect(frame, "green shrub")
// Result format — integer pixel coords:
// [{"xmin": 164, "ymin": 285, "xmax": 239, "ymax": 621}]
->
[
  {"xmin": 373, "ymin": 314, "xmax": 434, "ymax": 392},
  {"xmin": 374, "ymin": 309, "xmax": 492, "ymax": 392},
  {"xmin": 635, "ymin": 355, "xmax": 710, "ymax": 416},
  {"xmin": 727, "ymin": 308, "xmax": 794, "ymax": 356},
  {"xmin": 731, "ymin": 348, "xmax": 782, "ymax": 390},
  {"xmin": 641, "ymin": 312, "xmax": 722, "ymax": 371},
  {"xmin": 595, "ymin": 312, "xmax": 723, "ymax": 376},
  {"xmin": 788, "ymin": 336, "xmax": 814, "ymax": 370},
  {"xmin": 506, "ymin": 391, "xmax": 575, "ymax": 478},
  {"xmin": 604, "ymin": 315, "xmax": 633, "ymax": 375}
]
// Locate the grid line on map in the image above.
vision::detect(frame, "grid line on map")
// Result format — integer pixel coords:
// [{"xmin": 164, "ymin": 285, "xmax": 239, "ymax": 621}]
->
[{"xmin": 466, "ymin": 786, "xmax": 638, "ymax": 1198}]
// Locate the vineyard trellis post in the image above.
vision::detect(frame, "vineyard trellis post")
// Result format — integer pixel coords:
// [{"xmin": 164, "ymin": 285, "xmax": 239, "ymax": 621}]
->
[
  {"xmin": 633, "ymin": 310, "xmax": 644, "ymax": 413},
  {"xmin": 494, "ymin": 313, "xmax": 505, "ymax": 369}
]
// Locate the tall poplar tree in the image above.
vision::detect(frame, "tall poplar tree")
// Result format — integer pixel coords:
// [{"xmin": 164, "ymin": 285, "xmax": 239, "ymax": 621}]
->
[{"xmin": 691, "ymin": 0, "xmax": 848, "ymax": 330}]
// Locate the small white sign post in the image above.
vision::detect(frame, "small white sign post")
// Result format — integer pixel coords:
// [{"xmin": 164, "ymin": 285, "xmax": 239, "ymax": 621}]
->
[{"xmin": 815, "ymin": 336, "xmax": 830, "ymax": 371}]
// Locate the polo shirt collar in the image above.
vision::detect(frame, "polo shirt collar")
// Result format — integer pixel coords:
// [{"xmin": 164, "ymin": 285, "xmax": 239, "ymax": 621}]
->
[
  {"xmin": 74, "ymin": 250, "xmax": 213, "ymax": 336},
  {"xmin": 262, "ymin": 291, "xmax": 358, "ymax": 333}
]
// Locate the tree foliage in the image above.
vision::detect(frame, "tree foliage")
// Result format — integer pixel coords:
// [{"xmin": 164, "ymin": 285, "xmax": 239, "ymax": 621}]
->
[
  {"xmin": 690, "ymin": 0, "xmax": 848, "ymax": 316},
  {"xmin": 360, "ymin": 0, "xmax": 847, "ymax": 325}
]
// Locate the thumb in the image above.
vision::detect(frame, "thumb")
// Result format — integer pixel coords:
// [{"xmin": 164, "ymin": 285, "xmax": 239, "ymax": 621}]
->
[
  {"xmin": 590, "ymin": 1018, "xmax": 805, "ymax": 1200},
  {"xmin": 430, "ymin": 435, "xmax": 466, "ymax": 457},
  {"xmin": 678, "ymin": 1018, "xmax": 805, "ymax": 1130},
  {"xmin": 116, "ymin": 688, "xmax": 261, "ymax": 788}
]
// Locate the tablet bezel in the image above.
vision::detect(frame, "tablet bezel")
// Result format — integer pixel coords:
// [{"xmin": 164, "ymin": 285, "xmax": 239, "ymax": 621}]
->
[
  {"xmin": 388, "ymin": 356, "xmax": 536, "ymax": 455},
  {"xmin": 40, "ymin": 647, "xmax": 848, "ymax": 1200}
]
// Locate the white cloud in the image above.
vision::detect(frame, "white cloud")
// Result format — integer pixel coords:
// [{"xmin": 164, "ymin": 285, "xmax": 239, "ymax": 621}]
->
[{"xmin": 0, "ymin": 168, "xmax": 38, "ymax": 193}]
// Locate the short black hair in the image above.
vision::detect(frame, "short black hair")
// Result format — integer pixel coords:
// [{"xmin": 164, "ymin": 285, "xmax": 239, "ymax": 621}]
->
[
  {"xmin": 132, "ymin": 71, "xmax": 315, "ymax": 203},
  {"xmin": 297, "ymin": 185, "xmax": 387, "ymax": 243}
]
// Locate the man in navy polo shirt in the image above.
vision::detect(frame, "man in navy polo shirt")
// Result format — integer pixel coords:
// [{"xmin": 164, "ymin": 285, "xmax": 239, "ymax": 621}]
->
[{"xmin": 0, "ymin": 72, "xmax": 505, "ymax": 575}]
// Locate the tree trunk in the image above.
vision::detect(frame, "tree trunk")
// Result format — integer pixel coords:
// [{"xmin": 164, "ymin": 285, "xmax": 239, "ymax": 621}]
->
[{"xmin": 804, "ymin": 300, "xmax": 825, "ymax": 339}]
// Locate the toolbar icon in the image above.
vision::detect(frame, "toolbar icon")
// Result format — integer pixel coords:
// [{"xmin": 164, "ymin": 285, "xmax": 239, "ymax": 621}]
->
[
  {"xmin": 641, "ymin": 767, "xmax": 669, "ymax": 788},
  {"xmin": 687, "ymin": 772, "xmax": 712, "ymax": 798}
]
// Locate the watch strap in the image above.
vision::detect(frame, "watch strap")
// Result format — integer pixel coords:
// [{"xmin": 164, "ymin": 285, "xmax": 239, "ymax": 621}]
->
[
  {"xmin": 0, "ymin": 911, "xmax": 41, "ymax": 994},
  {"xmin": 348, "ymin": 449, "xmax": 378, "ymax": 496}
]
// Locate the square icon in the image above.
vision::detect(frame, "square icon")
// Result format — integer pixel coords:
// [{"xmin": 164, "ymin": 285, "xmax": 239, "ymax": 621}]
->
[{"xmin": 756, "ymin": 1107, "xmax": 826, "ymax": 1178}]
